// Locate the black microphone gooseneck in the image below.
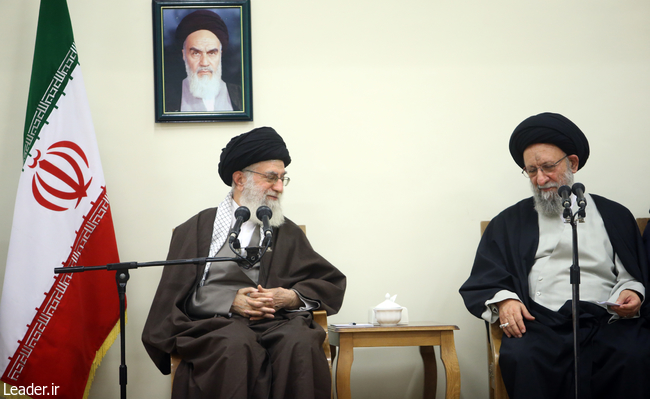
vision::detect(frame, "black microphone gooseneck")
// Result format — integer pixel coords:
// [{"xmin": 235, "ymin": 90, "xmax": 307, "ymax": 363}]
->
[
  {"xmin": 559, "ymin": 185, "xmax": 572, "ymax": 220},
  {"xmin": 230, "ymin": 206, "xmax": 274, "ymax": 268},
  {"xmin": 256, "ymin": 206, "xmax": 273, "ymax": 246},
  {"xmin": 572, "ymin": 183, "xmax": 587, "ymax": 221},
  {"xmin": 572, "ymin": 182, "xmax": 586, "ymax": 208},
  {"xmin": 228, "ymin": 206, "xmax": 251, "ymax": 249}
]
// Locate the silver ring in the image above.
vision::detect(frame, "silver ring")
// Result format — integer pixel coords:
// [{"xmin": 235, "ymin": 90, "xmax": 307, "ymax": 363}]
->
[{"xmin": 499, "ymin": 322, "xmax": 509, "ymax": 329}]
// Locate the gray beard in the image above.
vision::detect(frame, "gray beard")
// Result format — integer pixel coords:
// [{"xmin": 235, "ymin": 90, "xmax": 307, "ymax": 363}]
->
[
  {"xmin": 238, "ymin": 179, "xmax": 285, "ymax": 228},
  {"xmin": 531, "ymin": 168, "xmax": 574, "ymax": 217},
  {"xmin": 185, "ymin": 61, "xmax": 222, "ymax": 100}
]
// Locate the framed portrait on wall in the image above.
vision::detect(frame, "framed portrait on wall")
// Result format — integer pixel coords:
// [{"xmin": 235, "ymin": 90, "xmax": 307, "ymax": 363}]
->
[{"xmin": 152, "ymin": 0, "xmax": 252, "ymax": 122}]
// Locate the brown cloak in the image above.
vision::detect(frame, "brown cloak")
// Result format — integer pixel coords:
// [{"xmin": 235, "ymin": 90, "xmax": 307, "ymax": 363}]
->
[{"xmin": 141, "ymin": 207, "xmax": 346, "ymax": 398}]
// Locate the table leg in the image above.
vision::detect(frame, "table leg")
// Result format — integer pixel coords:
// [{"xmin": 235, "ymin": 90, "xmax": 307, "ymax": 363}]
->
[
  {"xmin": 335, "ymin": 335, "xmax": 354, "ymax": 399},
  {"xmin": 440, "ymin": 331, "xmax": 461, "ymax": 399},
  {"xmin": 420, "ymin": 346, "xmax": 437, "ymax": 399}
]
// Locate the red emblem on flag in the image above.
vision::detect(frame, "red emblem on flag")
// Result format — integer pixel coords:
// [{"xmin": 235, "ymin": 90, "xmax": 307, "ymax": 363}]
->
[{"xmin": 29, "ymin": 141, "xmax": 93, "ymax": 212}]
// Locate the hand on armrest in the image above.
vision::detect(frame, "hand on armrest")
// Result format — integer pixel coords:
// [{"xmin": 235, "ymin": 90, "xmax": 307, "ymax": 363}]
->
[{"xmin": 497, "ymin": 299, "xmax": 535, "ymax": 338}]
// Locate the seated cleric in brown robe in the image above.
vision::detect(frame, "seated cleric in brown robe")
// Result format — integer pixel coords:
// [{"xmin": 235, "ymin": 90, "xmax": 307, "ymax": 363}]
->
[
  {"xmin": 459, "ymin": 112, "xmax": 650, "ymax": 399},
  {"xmin": 142, "ymin": 127, "xmax": 346, "ymax": 399}
]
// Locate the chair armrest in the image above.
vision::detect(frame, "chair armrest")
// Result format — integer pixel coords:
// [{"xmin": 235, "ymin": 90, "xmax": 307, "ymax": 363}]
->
[
  {"xmin": 170, "ymin": 352, "xmax": 181, "ymax": 388},
  {"xmin": 313, "ymin": 310, "xmax": 332, "ymax": 370},
  {"xmin": 489, "ymin": 321, "xmax": 503, "ymax": 366},
  {"xmin": 486, "ymin": 321, "xmax": 509, "ymax": 398}
]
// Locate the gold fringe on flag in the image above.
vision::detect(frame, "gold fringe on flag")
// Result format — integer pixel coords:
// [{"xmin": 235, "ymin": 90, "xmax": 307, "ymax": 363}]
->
[{"xmin": 0, "ymin": 311, "xmax": 125, "ymax": 399}]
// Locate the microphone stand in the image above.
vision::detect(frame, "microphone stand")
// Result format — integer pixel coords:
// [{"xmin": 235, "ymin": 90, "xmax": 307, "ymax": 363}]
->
[
  {"xmin": 563, "ymin": 201, "xmax": 586, "ymax": 399},
  {"xmin": 53, "ymin": 244, "xmax": 270, "ymax": 399}
]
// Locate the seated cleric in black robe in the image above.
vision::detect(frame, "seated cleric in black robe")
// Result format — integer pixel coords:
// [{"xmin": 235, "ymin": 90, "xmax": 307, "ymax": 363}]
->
[
  {"xmin": 142, "ymin": 127, "xmax": 346, "ymax": 399},
  {"xmin": 459, "ymin": 112, "xmax": 650, "ymax": 399}
]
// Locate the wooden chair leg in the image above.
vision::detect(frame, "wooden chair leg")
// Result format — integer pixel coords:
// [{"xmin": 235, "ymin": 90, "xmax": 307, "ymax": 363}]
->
[
  {"xmin": 486, "ymin": 321, "xmax": 509, "ymax": 399},
  {"xmin": 312, "ymin": 310, "xmax": 332, "ymax": 371}
]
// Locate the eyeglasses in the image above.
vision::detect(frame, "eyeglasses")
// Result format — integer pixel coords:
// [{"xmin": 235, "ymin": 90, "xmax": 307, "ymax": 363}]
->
[
  {"xmin": 521, "ymin": 155, "xmax": 568, "ymax": 178},
  {"xmin": 243, "ymin": 169, "xmax": 291, "ymax": 186}
]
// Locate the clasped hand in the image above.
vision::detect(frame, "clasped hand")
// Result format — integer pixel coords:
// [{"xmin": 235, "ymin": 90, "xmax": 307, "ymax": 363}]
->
[{"xmin": 231, "ymin": 285, "xmax": 300, "ymax": 321}]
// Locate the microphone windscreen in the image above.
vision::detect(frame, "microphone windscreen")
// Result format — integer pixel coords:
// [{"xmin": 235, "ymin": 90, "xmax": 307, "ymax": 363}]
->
[
  {"xmin": 572, "ymin": 183, "xmax": 585, "ymax": 195},
  {"xmin": 256, "ymin": 206, "xmax": 273, "ymax": 219},
  {"xmin": 235, "ymin": 206, "xmax": 251, "ymax": 221},
  {"xmin": 558, "ymin": 185, "xmax": 572, "ymax": 198}
]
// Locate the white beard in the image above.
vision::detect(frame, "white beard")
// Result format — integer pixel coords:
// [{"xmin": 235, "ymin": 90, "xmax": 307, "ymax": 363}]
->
[
  {"xmin": 238, "ymin": 178, "xmax": 285, "ymax": 228},
  {"xmin": 531, "ymin": 168, "xmax": 574, "ymax": 217},
  {"xmin": 185, "ymin": 60, "xmax": 222, "ymax": 100}
]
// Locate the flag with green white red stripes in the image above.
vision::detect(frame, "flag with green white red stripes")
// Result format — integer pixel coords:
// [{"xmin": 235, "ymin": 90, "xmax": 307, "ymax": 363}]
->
[{"xmin": 0, "ymin": 0, "xmax": 121, "ymax": 397}]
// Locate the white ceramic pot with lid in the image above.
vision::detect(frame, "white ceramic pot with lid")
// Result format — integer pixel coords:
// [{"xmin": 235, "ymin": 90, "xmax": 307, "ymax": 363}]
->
[{"xmin": 373, "ymin": 293, "xmax": 403, "ymax": 326}]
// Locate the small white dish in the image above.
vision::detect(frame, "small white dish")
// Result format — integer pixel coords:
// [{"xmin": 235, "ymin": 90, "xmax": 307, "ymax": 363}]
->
[{"xmin": 373, "ymin": 293, "xmax": 404, "ymax": 326}]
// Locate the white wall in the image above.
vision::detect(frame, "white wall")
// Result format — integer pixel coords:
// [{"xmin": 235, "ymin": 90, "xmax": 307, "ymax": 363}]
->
[{"xmin": 1, "ymin": 1, "xmax": 649, "ymax": 398}]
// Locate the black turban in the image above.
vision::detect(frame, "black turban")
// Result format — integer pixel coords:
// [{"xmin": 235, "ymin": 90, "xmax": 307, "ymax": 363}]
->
[
  {"xmin": 219, "ymin": 127, "xmax": 292, "ymax": 186},
  {"xmin": 176, "ymin": 10, "xmax": 229, "ymax": 53},
  {"xmin": 509, "ymin": 112, "xmax": 590, "ymax": 170}
]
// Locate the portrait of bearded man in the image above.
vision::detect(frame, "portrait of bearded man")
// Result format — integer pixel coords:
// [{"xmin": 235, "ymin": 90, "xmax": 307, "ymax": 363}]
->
[{"xmin": 162, "ymin": 8, "xmax": 243, "ymax": 113}]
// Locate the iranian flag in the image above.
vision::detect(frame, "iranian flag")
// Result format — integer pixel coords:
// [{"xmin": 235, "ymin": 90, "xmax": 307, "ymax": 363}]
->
[{"xmin": 0, "ymin": 0, "xmax": 121, "ymax": 398}]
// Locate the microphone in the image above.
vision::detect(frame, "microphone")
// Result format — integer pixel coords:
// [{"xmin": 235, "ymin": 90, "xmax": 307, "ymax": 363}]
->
[
  {"xmin": 572, "ymin": 183, "xmax": 587, "ymax": 208},
  {"xmin": 256, "ymin": 206, "xmax": 273, "ymax": 245},
  {"xmin": 558, "ymin": 185, "xmax": 572, "ymax": 209},
  {"xmin": 229, "ymin": 206, "xmax": 251, "ymax": 246}
]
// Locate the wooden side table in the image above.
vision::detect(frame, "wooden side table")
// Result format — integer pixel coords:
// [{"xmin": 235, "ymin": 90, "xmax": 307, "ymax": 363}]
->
[{"xmin": 328, "ymin": 322, "xmax": 460, "ymax": 399}]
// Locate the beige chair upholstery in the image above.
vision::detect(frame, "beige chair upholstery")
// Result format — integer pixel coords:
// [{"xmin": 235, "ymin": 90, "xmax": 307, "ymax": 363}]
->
[{"xmin": 482, "ymin": 217, "xmax": 650, "ymax": 399}]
